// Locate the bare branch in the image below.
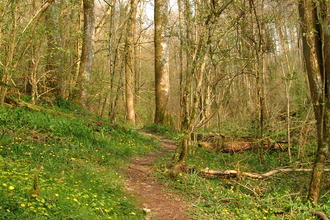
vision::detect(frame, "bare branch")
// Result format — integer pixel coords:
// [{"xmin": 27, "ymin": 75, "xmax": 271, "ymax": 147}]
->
[
  {"xmin": 20, "ymin": 0, "xmax": 55, "ymax": 37},
  {"xmin": 201, "ymin": 168, "xmax": 330, "ymax": 179}
]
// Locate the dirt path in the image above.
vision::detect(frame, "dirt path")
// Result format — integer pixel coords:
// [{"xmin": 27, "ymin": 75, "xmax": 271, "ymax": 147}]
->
[{"xmin": 122, "ymin": 132, "xmax": 191, "ymax": 220}]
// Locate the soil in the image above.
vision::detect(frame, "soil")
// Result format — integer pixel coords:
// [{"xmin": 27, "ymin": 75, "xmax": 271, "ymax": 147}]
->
[{"xmin": 122, "ymin": 132, "xmax": 192, "ymax": 220}]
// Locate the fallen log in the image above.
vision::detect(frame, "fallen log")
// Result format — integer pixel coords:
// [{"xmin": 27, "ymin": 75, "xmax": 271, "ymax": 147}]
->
[
  {"xmin": 198, "ymin": 140, "xmax": 287, "ymax": 153},
  {"xmin": 201, "ymin": 168, "xmax": 330, "ymax": 179},
  {"xmin": 310, "ymin": 210, "xmax": 329, "ymax": 220}
]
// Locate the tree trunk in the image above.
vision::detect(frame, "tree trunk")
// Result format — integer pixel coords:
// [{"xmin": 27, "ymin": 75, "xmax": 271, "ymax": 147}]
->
[
  {"xmin": 0, "ymin": 3, "xmax": 17, "ymax": 105},
  {"xmin": 75, "ymin": 0, "xmax": 95, "ymax": 108},
  {"xmin": 107, "ymin": 0, "xmax": 118, "ymax": 123},
  {"xmin": 124, "ymin": 0, "xmax": 138, "ymax": 125},
  {"xmin": 298, "ymin": 0, "xmax": 330, "ymax": 204},
  {"xmin": 154, "ymin": 0, "xmax": 170, "ymax": 124},
  {"xmin": 178, "ymin": 0, "xmax": 190, "ymax": 131},
  {"xmin": 45, "ymin": 0, "xmax": 66, "ymax": 99}
]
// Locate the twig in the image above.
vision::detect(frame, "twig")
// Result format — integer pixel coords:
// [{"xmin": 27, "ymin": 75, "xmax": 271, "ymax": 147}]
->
[{"xmin": 230, "ymin": 180, "xmax": 259, "ymax": 197}]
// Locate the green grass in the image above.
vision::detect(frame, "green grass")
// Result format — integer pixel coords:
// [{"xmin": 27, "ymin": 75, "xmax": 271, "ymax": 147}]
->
[
  {"xmin": 143, "ymin": 123, "xmax": 182, "ymax": 140},
  {"xmin": 154, "ymin": 142, "xmax": 330, "ymax": 220},
  {"xmin": 0, "ymin": 106, "xmax": 160, "ymax": 219}
]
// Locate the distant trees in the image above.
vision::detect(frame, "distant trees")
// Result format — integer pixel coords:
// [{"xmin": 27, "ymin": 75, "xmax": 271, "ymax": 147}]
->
[
  {"xmin": 0, "ymin": 0, "xmax": 83, "ymax": 105},
  {"xmin": 0, "ymin": 0, "xmax": 56, "ymax": 104},
  {"xmin": 0, "ymin": 0, "xmax": 303, "ymax": 131},
  {"xmin": 171, "ymin": 0, "xmax": 234, "ymax": 176},
  {"xmin": 0, "ymin": 0, "xmax": 307, "ymax": 130}
]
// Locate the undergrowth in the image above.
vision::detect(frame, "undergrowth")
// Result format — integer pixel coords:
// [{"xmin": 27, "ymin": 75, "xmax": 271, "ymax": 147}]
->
[
  {"xmin": 0, "ymin": 106, "xmax": 160, "ymax": 219},
  {"xmin": 143, "ymin": 123, "xmax": 182, "ymax": 140},
  {"xmin": 153, "ymin": 131, "xmax": 329, "ymax": 220}
]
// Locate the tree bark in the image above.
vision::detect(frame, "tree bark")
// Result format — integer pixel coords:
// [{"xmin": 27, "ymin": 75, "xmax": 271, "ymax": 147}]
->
[
  {"xmin": 124, "ymin": 0, "xmax": 138, "ymax": 125},
  {"xmin": 0, "ymin": 3, "xmax": 18, "ymax": 105},
  {"xmin": 298, "ymin": 0, "xmax": 330, "ymax": 204},
  {"xmin": 154, "ymin": 0, "xmax": 170, "ymax": 124},
  {"xmin": 75, "ymin": 0, "xmax": 95, "ymax": 108},
  {"xmin": 45, "ymin": 0, "xmax": 67, "ymax": 99}
]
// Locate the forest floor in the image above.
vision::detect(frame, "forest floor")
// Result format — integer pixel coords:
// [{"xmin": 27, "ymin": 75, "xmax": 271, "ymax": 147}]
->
[{"xmin": 122, "ymin": 132, "xmax": 192, "ymax": 220}]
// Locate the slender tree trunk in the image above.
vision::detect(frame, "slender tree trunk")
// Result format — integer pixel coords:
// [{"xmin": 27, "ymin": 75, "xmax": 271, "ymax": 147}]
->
[
  {"xmin": 178, "ymin": 0, "xmax": 187, "ymax": 130},
  {"xmin": 124, "ymin": 0, "xmax": 138, "ymax": 125},
  {"xmin": 0, "ymin": 3, "xmax": 17, "ymax": 105},
  {"xmin": 256, "ymin": 54, "xmax": 265, "ymax": 164},
  {"xmin": 45, "ymin": 0, "xmax": 67, "ymax": 99},
  {"xmin": 179, "ymin": 0, "xmax": 193, "ymax": 131},
  {"xmin": 75, "ymin": 0, "xmax": 95, "ymax": 108},
  {"xmin": 276, "ymin": 23, "xmax": 294, "ymax": 162},
  {"xmin": 154, "ymin": 0, "xmax": 170, "ymax": 124},
  {"xmin": 108, "ymin": 0, "xmax": 117, "ymax": 123}
]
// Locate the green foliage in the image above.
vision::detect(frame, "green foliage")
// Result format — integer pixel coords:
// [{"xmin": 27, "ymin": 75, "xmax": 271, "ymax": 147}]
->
[
  {"xmin": 56, "ymin": 97, "xmax": 75, "ymax": 111},
  {"xmin": 143, "ymin": 123, "xmax": 182, "ymax": 140},
  {"xmin": 0, "ymin": 106, "xmax": 159, "ymax": 219}
]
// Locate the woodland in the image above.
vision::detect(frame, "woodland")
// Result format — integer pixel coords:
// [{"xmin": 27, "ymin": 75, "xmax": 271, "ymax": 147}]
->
[{"xmin": 1, "ymin": 0, "xmax": 330, "ymax": 219}]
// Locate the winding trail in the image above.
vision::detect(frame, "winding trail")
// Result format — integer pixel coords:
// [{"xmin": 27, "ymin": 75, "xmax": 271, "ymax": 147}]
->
[{"xmin": 122, "ymin": 132, "xmax": 191, "ymax": 220}]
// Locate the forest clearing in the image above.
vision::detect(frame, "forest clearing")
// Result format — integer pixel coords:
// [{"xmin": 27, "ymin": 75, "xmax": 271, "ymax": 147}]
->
[{"xmin": 1, "ymin": 0, "xmax": 330, "ymax": 219}]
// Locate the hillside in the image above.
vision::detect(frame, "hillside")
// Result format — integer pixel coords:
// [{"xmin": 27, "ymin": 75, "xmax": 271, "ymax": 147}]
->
[{"xmin": 0, "ymin": 105, "xmax": 160, "ymax": 219}]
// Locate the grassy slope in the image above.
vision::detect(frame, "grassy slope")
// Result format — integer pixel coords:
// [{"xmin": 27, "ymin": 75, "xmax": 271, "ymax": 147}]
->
[
  {"xmin": 146, "ymin": 125, "xmax": 330, "ymax": 220},
  {"xmin": 0, "ymin": 106, "xmax": 160, "ymax": 219}
]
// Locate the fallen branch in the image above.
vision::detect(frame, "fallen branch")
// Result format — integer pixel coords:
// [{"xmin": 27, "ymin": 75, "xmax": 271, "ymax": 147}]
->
[
  {"xmin": 310, "ymin": 210, "xmax": 329, "ymax": 220},
  {"xmin": 230, "ymin": 180, "xmax": 259, "ymax": 197},
  {"xmin": 201, "ymin": 168, "xmax": 330, "ymax": 179}
]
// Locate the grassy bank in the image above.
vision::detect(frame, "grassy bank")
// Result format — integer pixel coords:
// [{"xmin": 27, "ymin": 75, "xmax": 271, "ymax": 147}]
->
[{"xmin": 0, "ymin": 106, "xmax": 160, "ymax": 219}]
